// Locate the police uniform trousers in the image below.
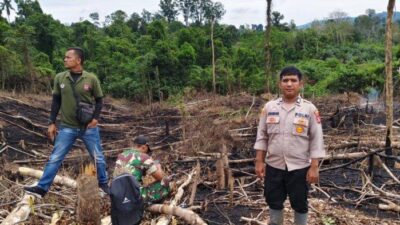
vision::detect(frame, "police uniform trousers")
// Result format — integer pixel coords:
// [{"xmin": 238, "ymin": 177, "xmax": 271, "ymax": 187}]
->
[{"xmin": 264, "ymin": 164, "xmax": 309, "ymax": 213}]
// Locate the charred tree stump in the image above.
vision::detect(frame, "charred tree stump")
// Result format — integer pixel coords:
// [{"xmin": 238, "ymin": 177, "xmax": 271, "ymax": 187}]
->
[
  {"xmin": 216, "ymin": 157, "xmax": 225, "ymax": 189},
  {"xmin": 216, "ymin": 143, "xmax": 234, "ymax": 191},
  {"xmin": 76, "ymin": 165, "xmax": 101, "ymax": 225},
  {"xmin": 165, "ymin": 119, "xmax": 170, "ymax": 136}
]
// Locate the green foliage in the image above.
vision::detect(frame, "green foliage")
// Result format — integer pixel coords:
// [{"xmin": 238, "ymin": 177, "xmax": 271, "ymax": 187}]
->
[
  {"xmin": 159, "ymin": 0, "xmax": 179, "ymax": 23},
  {"xmin": 0, "ymin": 1, "xmax": 396, "ymax": 98},
  {"xmin": 298, "ymin": 58, "xmax": 385, "ymax": 96},
  {"xmin": 177, "ymin": 42, "xmax": 196, "ymax": 67},
  {"xmin": 147, "ymin": 20, "xmax": 167, "ymax": 40}
]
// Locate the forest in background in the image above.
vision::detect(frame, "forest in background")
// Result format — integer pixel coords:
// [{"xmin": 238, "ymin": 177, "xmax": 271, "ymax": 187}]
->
[
  {"xmin": 0, "ymin": 0, "xmax": 400, "ymax": 102},
  {"xmin": 0, "ymin": 1, "xmax": 400, "ymax": 224}
]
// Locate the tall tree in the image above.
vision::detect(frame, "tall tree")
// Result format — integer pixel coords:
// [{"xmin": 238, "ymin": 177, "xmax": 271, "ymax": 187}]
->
[
  {"xmin": 326, "ymin": 10, "xmax": 353, "ymax": 44},
  {"xmin": 210, "ymin": 18, "xmax": 216, "ymax": 93},
  {"xmin": 178, "ymin": 0, "xmax": 191, "ymax": 26},
  {"xmin": 271, "ymin": 11, "xmax": 282, "ymax": 26},
  {"xmin": 15, "ymin": 0, "xmax": 42, "ymax": 21},
  {"xmin": 6, "ymin": 24, "xmax": 36, "ymax": 92},
  {"xmin": 264, "ymin": 0, "xmax": 272, "ymax": 93},
  {"xmin": 190, "ymin": 0, "xmax": 211, "ymax": 25},
  {"xmin": 127, "ymin": 12, "xmax": 143, "ymax": 33},
  {"xmin": 159, "ymin": 0, "xmax": 179, "ymax": 23},
  {"xmin": 141, "ymin": 9, "xmax": 153, "ymax": 23},
  {"xmin": 271, "ymin": 11, "xmax": 289, "ymax": 31},
  {"xmin": 204, "ymin": 1, "xmax": 224, "ymax": 22},
  {"xmin": 0, "ymin": 46, "xmax": 15, "ymax": 89},
  {"xmin": 384, "ymin": 0, "xmax": 395, "ymax": 166},
  {"xmin": 204, "ymin": 1, "xmax": 225, "ymax": 93},
  {"xmin": 89, "ymin": 12, "xmax": 100, "ymax": 26},
  {"xmin": 0, "ymin": 0, "xmax": 15, "ymax": 22}
]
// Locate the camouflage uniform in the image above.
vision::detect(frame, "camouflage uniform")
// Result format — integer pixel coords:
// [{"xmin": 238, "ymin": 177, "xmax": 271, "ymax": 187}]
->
[{"xmin": 114, "ymin": 148, "xmax": 170, "ymax": 203}]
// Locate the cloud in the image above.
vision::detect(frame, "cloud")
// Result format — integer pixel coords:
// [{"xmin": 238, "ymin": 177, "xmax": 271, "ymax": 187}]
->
[
  {"xmin": 231, "ymin": 7, "xmax": 260, "ymax": 15},
  {"xmin": 13, "ymin": 0, "xmax": 388, "ymax": 27}
]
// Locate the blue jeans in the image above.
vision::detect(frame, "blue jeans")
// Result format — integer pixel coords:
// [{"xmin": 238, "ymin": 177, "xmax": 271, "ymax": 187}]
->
[{"xmin": 37, "ymin": 126, "xmax": 108, "ymax": 191}]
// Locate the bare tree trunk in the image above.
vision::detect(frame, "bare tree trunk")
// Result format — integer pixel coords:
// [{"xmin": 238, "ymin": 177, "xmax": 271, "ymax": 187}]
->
[
  {"xmin": 23, "ymin": 46, "xmax": 36, "ymax": 93},
  {"xmin": 155, "ymin": 66, "xmax": 163, "ymax": 102},
  {"xmin": 1, "ymin": 64, "xmax": 6, "ymax": 90},
  {"xmin": 384, "ymin": 0, "xmax": 395, "ymax": 166},
  {"xmin": 264, "ymin": 0, "xmax": 272, "ymax": 93},
  {"xmin": 211, "ymin": 17, "xmax": 216, "ymax": 94}
]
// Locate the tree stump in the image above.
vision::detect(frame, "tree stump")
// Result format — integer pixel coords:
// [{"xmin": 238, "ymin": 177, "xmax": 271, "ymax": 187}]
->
[{"xmin": 76, "ymin": 164, "xmax": 101, "ymax": 225}]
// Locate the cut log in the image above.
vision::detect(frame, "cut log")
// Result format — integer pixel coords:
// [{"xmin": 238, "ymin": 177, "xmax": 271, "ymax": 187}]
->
[
  {"xmin": 188, "ymin": 161, "xmax": 201, "ymax": 206},
  {"xmin": 379, "ymin": 199, "xmax": 400, "ymax": 212},
  {"xmin": 156, "ymin": 167, "xmax": 196, "ymax": 225},
  {"xmin": 18, "ymin": 167, "xmax": 77, "ymax": 188},
  {"xmin": 101, "ymin": 204, "xmax": 207, "ymax": 225},
  {"xmin": 240, "ymin": 217, "xmax": 267, "ymax": 225},
  {"xmin": 1, "ymin": 167, "xmax": 77, "ymax": 225},
  {"xmin": 149, "ymin": 204, "xmax": 207, "ymax": 225}
]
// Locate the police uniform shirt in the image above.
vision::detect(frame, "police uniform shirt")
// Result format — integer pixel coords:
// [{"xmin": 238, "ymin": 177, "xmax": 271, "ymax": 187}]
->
[{"xmin": 254, "ymin": 96, "xmax": 325, "ymax": 171}]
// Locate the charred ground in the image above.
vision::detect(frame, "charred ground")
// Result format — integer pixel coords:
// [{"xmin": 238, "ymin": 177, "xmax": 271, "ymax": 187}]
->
[{"xmin": 0, "ymin": 91, "xmax": 399, "ymax": 225}]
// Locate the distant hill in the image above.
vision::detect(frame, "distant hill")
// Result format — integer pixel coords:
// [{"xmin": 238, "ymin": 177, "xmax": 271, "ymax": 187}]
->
[{"xmin": 297, "ymin": 11, "xmax": 400, "ymax": 29}]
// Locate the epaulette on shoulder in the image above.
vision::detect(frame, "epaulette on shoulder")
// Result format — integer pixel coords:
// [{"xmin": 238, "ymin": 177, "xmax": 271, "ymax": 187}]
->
[
  {"xmin": 302, "ymin": 99, "xmax": 312, "ymax": 104},
  {"xmin": 266, "ymin": 98, "xmax": 279, "ymax": 106}
]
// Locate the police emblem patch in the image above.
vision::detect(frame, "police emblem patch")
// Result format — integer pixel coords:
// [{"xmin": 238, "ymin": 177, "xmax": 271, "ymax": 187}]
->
[
  {"xmin": 296, "ymin": 126, "xmax": 304, "ymax": 134},
  {"xmin": 84, "ymin": 84, "xmax": 90, "ymax": 91},
  {"xmin": 314, "ymin": 111, "xmax": 321, "ymax": 123}
]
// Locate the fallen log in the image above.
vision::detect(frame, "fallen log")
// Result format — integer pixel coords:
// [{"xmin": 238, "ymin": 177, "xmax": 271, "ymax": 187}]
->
[
  {"xmin": 156, "ymin": 167, "xmax": 197, "ymax": 225},
  {"xmin": 1, "ymin": 167, "xmax": 78, "ymax": 224},
  {"xmin": 189, "ymin": 162, "xmax": 201, "ymax": 206},
  {"xmin": 18, "ymin": 167, "xmax": 77, "ymax": 188},
  {"xmin": 375, "ymin": 156, "xmax": 400, "ymax": 184},
  {"xmin": 240, "ymin": 216, "xmax": 267, "ymax": 225},
  {"xmin": 321, "ymin": 148, "xmax": 386, "ymax": 172},
  {"xmin": 0, "ymin": 116, "xmax": 46, "ymax": 138},
  {"xmin": 148, "ymin": 204, "xmax": 207, "ymax": 225},
  {"xmin": 361, "ymin": 170, "xmax": 400, "ymax": 200},
  {"xmin": 324, "ymin": 151, "xmax": 370, "ymax": 160},
  {"xmin": 100, "ymin": 204, "xmax": 207, "ymax": 225},
  {"xmin": 328, "ymin": 140, "xmax": 400, "ymax": 149},
  {"xmin": 379, "ymin": 199, "xmax": 400, "ymax": 212},
  {"xmin": 0, "ymin": 112, "xmax": 47, "ymax": 129}
]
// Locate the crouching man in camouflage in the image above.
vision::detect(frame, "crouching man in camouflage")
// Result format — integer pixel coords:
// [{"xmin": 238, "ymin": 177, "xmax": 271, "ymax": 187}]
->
[{"xmin": 113, "ymin": 135, "xmax": 171, "ymax": 203}]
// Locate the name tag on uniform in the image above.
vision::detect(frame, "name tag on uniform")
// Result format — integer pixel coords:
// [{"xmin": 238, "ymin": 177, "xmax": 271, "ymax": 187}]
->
[
  {"xmin": 293, "ymin": 117, "xmax": 309, "ymax": 127},
  {"xmin": 266, "ymin": 116, "xmax": 280, "ymax": 124}
]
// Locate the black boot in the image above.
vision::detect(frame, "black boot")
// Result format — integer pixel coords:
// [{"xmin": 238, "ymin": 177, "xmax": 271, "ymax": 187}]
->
[{"xmin": 24, "ymin": 186, "xmax": 47, "ymax": 198}]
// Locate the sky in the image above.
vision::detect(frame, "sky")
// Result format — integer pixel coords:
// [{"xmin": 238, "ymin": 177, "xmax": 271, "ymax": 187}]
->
[{"xmin": 2, "ymin": 0, "xmax": 392, "ymax": 27}]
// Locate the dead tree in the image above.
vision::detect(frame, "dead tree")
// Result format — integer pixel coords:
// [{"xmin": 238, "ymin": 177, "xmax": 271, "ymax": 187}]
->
[
  {"xmin": 264, "ymin": 0, "xmax": 272, "ymax": 93},
  {"xmin": 211, "ymin": 17, "xmax": 216, "ymax": 94},
  {"xmin": 384, "ymin": 0, "xmax": 395, "ymax": 167}
]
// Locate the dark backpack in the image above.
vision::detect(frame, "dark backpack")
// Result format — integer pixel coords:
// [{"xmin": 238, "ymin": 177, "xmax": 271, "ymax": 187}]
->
[{"xmin": 110, "ymin": 173, "xmax": 144, "ymax": 225}]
